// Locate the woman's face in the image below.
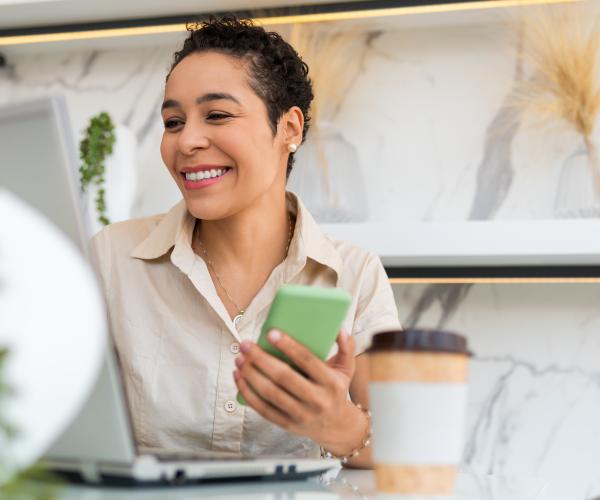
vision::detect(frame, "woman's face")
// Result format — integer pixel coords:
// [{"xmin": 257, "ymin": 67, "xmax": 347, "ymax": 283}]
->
[{"xmin": 160, "ymin": 51, "xmax": 292, "ymax": 220}]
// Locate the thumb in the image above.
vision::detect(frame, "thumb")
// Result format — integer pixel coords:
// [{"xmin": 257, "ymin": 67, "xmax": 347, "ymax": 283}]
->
[{"xmin": 328, "ymin": 331, "xmax": 355, "ymax": 370}]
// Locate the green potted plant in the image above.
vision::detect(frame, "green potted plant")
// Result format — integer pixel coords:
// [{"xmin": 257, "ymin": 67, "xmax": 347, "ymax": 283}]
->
[{"xmin": 79, "ymin": 112, "xmax": 116, "ymax": 227}]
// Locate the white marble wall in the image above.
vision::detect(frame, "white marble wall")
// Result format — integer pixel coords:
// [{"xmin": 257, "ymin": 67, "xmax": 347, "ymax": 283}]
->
[
  {"xmin": 397, "ymin": 283, "xmax": 600, "ymax": 496},
  {"xmin": 0, "ymin": 20, "xmax": 593, "ymax": 222},
  {"xmin": 2, "ymin": 12, "xmax": 599, "ymax": 493}
]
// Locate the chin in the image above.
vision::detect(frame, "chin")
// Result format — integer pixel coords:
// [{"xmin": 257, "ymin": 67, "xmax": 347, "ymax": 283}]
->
[{"xmin": 182, "ymin": 196, "xmax": 231, "ymax": 221}]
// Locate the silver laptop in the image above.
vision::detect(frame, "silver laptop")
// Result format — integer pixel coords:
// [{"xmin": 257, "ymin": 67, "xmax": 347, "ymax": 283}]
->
[{"xmin": 0, "ymin": 96, "xmax": 338, "ymax": 485}]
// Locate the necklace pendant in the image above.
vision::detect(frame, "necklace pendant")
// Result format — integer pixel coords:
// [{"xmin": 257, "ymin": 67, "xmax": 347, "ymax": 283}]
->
[{"xmin": 233, "ymin": 312, "xmax": 244, "ymax": 329}]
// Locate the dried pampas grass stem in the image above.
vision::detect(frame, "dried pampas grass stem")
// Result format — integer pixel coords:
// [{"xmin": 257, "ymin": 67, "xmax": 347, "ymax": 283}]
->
[
  {"xmin": 289, "ymin": 23, "xmax": 372, "ymax": 126},
  {"xmin": 514, "ymin": 6, "xmax": 600, "ymax": 192}
]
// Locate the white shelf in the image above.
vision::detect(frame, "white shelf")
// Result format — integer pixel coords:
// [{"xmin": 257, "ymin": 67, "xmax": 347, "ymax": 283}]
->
[{"xmin": 319, "ymin": 220, "xmax": 600, "ymax": 267}]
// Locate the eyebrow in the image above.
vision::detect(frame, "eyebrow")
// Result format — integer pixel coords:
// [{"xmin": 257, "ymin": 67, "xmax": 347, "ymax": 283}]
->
[{"xmin": 161, "ymin": 92, "xmax": 241, "ymax": 111}]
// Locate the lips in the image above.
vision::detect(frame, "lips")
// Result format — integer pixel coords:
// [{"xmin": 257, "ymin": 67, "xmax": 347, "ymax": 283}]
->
[{"xmin": 180, "ymin": 165, "xmax": 232, "ymax": 190}]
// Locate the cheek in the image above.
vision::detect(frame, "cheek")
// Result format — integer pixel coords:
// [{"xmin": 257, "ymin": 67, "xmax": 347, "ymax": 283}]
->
[
  {"xmin": 160, "ymin": 134, "xmax": 175, "ymax": 168},
  {"xmin": 223, "ymin": 126, "xmax": 278, "ymax": 170}
]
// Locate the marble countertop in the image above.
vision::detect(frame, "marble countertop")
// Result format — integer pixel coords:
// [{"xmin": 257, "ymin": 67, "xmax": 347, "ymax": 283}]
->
[{"xmin": 47, "ymin": 467, "xmax": 600, "ymax": 500}]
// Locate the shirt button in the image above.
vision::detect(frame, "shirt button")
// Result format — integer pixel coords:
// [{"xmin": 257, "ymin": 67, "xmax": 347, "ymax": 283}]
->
[
  {"xmin": 230, "ymin": 342, "xmax": 241, "ymax": 354},
  {"xmin": 224, "ymin": 400, "xmax": 237, "ymax": 413}
]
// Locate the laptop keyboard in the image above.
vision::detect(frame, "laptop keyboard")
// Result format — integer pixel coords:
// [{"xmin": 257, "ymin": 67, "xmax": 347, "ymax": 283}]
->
[{"xmin": 154, "ymin": 450, "xmax": 250, "ymax": 462}]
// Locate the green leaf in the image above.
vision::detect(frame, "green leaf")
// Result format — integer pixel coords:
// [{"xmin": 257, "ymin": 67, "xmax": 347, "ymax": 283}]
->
[{"xmin": 79, "ymin": 111, "xmax": 116, "ymax": 225}]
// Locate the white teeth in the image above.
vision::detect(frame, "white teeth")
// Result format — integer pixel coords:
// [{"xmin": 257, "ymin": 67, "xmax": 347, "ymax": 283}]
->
[{"xmin": 185, "ymin": 168, "xmax": 228, "ymax": 181}]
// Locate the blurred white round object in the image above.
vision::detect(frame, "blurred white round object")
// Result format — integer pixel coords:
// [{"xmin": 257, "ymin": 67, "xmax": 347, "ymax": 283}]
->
[{"xmin": 0, "ymin": 189, "xmax": 105, "ymax": 475}]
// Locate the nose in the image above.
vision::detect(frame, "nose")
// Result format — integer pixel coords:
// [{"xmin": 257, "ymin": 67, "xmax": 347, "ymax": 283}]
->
[{"xmin": 177, "ymin": 120, "xmax": 211, "ymax": 155}]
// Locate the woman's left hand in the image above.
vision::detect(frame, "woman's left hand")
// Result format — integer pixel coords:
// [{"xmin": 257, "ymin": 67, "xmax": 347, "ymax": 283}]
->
[{"xmin": 233, "ymin": 329, "xmax": 367, "ymax": 456}]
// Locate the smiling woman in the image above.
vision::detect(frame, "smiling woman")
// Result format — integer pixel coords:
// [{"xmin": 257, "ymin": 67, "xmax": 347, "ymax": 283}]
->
[{"xmin": 89, "ymin": 16, "xmax": 400, "ymax": 468}]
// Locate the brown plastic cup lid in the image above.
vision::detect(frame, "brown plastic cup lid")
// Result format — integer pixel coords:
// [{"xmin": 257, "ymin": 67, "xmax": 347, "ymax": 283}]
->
[{"xmin": 367, "ymin": 328, "xmax": 470, "ymax": 356}]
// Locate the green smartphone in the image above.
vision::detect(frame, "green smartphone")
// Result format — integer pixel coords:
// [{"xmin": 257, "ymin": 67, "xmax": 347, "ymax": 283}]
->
[{"xmin": 237, "ymin": 284, "xmax": 352, "ymax": 405}]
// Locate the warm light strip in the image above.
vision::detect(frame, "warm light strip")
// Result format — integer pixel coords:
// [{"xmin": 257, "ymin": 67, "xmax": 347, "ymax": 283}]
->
[
  {"xmin": 0, "ymin": 23, "xmax": 185, "ymax": 46},
  {"xmin": 0, "ymin": 0, "xmax": 580, "ymax": 46},
  {"xmin": 255, "ymin": 0, "xmax": 579, "ymax": 25},
  {"xmin": 388, "ymin": 277, "xmax": 600, "ymax": 284}
]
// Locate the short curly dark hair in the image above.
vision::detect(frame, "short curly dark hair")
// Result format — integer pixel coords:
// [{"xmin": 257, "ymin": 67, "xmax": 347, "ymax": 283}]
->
[{"xmin": 167, "ymin": 16, "xmax": 313, "ymax": 179}]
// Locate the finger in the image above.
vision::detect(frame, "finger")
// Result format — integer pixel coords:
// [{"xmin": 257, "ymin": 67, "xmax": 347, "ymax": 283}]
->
[
  {"xmin": 240, "ymin": 341, "xmax": 321, "ymax": 408},
  {"xmin": 327, "ymin": 330, "xmax": 356, "ymax": 365},
  {"xmin": 267, "ymin": 329, "xmax": 331, "ymax": 384},
  {"xmin": 238, "ymin": 357, "xmax": 310, "ymax": 422},
  {"xmin": 327, "ymin": 331, "xmax": 355, "ymax": 366},
  {"xmin": 335, "ymin": 331, "xmax": 356, "ymax": 364},
  {"xmin": 326, "ymin": 332, "xmax": 356, "ymax": 382},
  {"xmin": 336, "ymin": 330, "xmax": 348, "ymax": 352},
  {"xmin": 234, "ymin": 371, "xmax": 294, "ymax": 431}
]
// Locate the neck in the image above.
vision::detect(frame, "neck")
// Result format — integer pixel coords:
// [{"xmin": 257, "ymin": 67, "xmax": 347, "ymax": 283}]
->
[{"xmin": 194, "ymin": 191, "xmax": 293, "ymax": 272}]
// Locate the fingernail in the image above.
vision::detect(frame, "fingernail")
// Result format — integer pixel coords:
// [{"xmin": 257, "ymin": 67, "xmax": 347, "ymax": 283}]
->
[
  {"xmin": 233, "ymin": 369, "xmax": 240, "ymax": 381},
  {"xmin": 235, "ymin": 355, "xmax": 244, "ymax": 368},
  {"xmin": 268, "ymin": 329, "xmax": 282, "ymax": 343},
  {"xmin": 240, "ymin": 341, "xmax": 252, "ymax": 353},
  {"xmin": 340, "ymin": 331, "xmax": 347, "ymax": 340}
]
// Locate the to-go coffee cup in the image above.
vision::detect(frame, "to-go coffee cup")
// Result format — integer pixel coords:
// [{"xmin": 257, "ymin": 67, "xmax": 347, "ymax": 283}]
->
[{"xmin": 366, "ymin": 328, "xmax": 470, "ymax": 496}]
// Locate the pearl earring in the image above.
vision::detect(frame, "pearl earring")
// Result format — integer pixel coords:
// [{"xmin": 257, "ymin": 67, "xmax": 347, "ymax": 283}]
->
[{"xmin": 288, "ymin": 143, "xmax": 298, "ymax": 153}]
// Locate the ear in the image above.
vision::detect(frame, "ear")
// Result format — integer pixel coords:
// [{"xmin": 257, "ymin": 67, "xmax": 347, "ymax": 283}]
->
[{"xmin": 281, "ymin": 106, "xmax": 304, "ymax": 151}]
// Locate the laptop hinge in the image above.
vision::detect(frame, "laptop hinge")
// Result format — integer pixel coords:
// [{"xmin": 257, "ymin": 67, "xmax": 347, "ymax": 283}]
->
[{"xmin": 80, "ymin": 462, "xmax": 101, "ymax": 483}]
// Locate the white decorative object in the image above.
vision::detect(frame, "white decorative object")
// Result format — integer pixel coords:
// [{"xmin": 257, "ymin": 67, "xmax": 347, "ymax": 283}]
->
[
  {"xmin": 554, "ymin": 138, "xmax": 600, "ymax": 218},
  {"xmin": 0, "ymin": 190, "xmax": 105, "ymax": 478},
  {"xmin": 288, "ymin": 122, "xmax": 368, "ymax": 223},
  {"xmin": 84, "ymin": 124, "xmax": 137, "ymax": 236}
]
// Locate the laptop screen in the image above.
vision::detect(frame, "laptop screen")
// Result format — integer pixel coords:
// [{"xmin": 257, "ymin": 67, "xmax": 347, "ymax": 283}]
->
[{"xmin": 0, "ymin": 96, "xmax": 89, "ymax": 253}]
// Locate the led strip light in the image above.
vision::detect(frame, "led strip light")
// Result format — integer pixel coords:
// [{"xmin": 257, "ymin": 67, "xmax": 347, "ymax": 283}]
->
[{"xmin": 388, "ymin": 277, "xmax": 600, "ymax": 284}]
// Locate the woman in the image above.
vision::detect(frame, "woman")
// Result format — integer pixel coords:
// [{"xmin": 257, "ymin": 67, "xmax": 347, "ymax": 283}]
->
[{"xmin": 91, "ymin": 17, "xmax": 399, "ymax": 468}]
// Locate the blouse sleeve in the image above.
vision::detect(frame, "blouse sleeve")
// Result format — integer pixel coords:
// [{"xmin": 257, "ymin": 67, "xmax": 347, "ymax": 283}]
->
[{"xmin": 352, "ymin": 252, "xmax": 401, "ymax": 355}]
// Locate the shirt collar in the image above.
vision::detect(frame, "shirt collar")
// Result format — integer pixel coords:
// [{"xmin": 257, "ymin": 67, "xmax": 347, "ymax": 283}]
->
[
  {"xmin": 286, "ymin": 192, "xmax": 342, "ymax": 279},
  {"xmin": 130, "ymin": 199, "xmax": 189, "ymax": 260},
  {"xmin": 130, "ymin": 192, "xmax": 342, "ymax": 278}
]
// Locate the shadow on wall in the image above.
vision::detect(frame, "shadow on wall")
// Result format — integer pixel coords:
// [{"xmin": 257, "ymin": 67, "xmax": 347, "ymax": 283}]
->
[{"xmin": 403, "ymin": 283, "xmax": 474, "ymax": 329}]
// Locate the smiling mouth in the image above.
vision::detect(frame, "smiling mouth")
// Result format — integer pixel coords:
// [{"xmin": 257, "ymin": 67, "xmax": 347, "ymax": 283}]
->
[{"xmin": 180, "ymin": 167, "xmax": 232, "ymax": 182}]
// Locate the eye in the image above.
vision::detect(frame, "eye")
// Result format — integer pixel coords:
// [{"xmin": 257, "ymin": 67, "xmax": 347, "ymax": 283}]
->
[
  {"xmin": 206, "ymin": 112, "xmax": 232, "ymax": 121},
  {"xmin": 164, "ymin": 118, "xmax": 183, "ymax": 130}
]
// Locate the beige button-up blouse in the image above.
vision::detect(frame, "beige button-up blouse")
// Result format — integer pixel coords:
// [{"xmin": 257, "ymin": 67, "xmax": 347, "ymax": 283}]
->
[{"xmin": 90, "ymin": 192, "xmax": 400, "ymax": 458}]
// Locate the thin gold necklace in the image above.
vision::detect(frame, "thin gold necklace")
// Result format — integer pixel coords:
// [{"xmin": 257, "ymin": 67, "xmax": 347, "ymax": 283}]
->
[{"xmin": 195, "ymin": 213, "xmax": 293, "ymax": 329}]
